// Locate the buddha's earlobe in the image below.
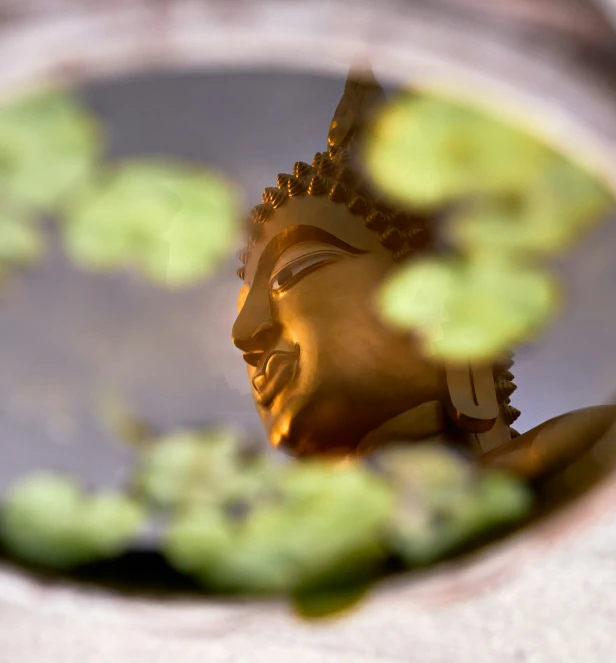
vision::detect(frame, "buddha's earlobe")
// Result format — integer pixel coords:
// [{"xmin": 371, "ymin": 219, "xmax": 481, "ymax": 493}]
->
[
  {"xmin": 445, "ymin": 362, "xmax": 499, "ymax": 431},
  {"xmin": 444, "ymin": 362, "xmax": 511, "ymax": 453}
]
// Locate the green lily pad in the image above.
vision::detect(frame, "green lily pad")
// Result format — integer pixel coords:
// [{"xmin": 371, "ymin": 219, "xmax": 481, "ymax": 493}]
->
[
  {"xmin": 63, "ymin": 161, "xmax": 241, "ymax": 287},
  {"xmin": 373, "ymin": 445, "xmax": 532, "ymax": 565},
  {"xmin": 165, "ymin": 461, "xmax": 393, "ymax": 594},
  {"xmin": 0, "ymin": 91, "xmax": 100, "ymax": 211},
  {"xmin": 133, "ymin": 427, "xmax": 270, "ymax": 510},
  {"xmin": 365, "ymin": 94, "xmax": 613, "ymax": 254},
  {"xmin": 448, "ymin": 156, "xmax": 613, "ymax": 256},
  {"xmin": 378, "ymin": 256, "xmax": 558, "ymax": 361},
  {"xmin": 366, "ymin": 93, "xmax": 612, "ymax": 359},
  {"xmin": 365, "ymin": 95, "xmax": 550, "ymax": 209},
  {"xmin": 0, "ymin": 474, "xmax": 145, "ymax": 570}
]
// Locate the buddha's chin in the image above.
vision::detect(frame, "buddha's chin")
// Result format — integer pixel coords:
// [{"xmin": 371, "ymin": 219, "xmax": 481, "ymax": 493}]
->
[{"xmin": 267, "ymin": 392, "xmax": 376, "ymax": 458}]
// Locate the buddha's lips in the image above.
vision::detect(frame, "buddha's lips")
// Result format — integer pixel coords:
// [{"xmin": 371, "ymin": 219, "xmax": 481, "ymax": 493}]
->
[{"xmin": 252, "ymin": 346, "xmax": 300, "ymax": 408}]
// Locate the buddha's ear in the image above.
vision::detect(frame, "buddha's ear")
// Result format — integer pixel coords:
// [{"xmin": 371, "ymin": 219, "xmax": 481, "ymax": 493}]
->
[
  {"xmin": 444, "ymin": 362, "xmax": 511, "ymax": 453},
  {"xmin": 327, "ymin": 65, "xmax": 387, "ymax": 150}
]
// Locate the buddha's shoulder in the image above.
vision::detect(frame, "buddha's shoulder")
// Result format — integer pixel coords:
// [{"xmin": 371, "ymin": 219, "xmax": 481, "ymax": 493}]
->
[
  {"xmin": 522, "ymin": 404, "xmax": 616, "ymax": 442},
  {"xmin": 481, "ymin": 405, "xmax": 616, "ymax": 481}
]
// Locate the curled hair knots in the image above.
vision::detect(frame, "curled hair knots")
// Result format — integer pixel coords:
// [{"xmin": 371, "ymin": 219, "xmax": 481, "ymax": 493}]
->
[{"xmin": 379, "ymin": 226, "xmax": 405, "ymax": 252}]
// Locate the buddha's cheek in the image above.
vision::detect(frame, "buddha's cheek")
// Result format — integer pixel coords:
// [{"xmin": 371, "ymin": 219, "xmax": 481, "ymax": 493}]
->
[{"xmin": 272, "ymin": 256, "xmax": 396, "ymax": 399}]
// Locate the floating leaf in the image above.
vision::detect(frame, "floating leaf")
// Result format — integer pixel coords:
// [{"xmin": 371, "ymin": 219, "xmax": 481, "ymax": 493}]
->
[
  {"xmin": 165, "ymin": 461, "xmax": 393, "ymax": 594},
  {"xmin": 365, "ymin": 94, "xmax": 613, "ymax": 252},
  {"xmin": 133, "ymin": 427, "xmax": 269, "ymax": 510},
  {"xmin": 0, "ymin": 474, "xmax": 145, "ymax": 569},
  {"xmin": 365, "ymin": 95, "xmax": 550, "ymax": 208},
  {"xmin": 379, "ymin": 256, "xmax": 558, "ymax": 361},
  {"xmin": 448, "ymin": 155, "xmax": 614, "ymax": 256},
  {"xmin": 366, "ymin": 93, "xmax": 612, "ymax": 359},
  {"xmin": 373, "ymin": 445, "xmax": 532, "ymax": 565},
  {"xmin": 0, "ymin": 91, "xmax": 100, "ymax": 211},
  {"xmin": 63, "ymin": 161, "xmax": 241, "ymax": 287}
]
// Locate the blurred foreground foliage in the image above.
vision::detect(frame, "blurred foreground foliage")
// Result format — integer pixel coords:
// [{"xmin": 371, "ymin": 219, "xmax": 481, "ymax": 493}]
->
[
  {"xmin": 373, "ymin": 445, "xmax": 531, "ymax": 565},
  {"xmin": 0, "ymin": 427, "xmax": 531, "ymax": 617},
  {"xmin": 165, "ymin": 458, "xmax": 393, "ymax": 595},
  {"xmin": 0, "ymin": 474, "xmax": 145, "ymax": 569},
  {"xmin": 0, "ymin": 90, "xmax": 240, "ymax": 286},
  {"xmin": 63, "ymin": 161, "xmax": 240, "ymax": 286},
  {"xmin": 366, "ymin": 94, "xmax": 614, "ymax": 361},
  {"xmin": 0, "ymin": 91, "xmax": 101, "ymax": 279},
  {"xmin": 380, "ymin": 256, "xmax": 558, "ymax": 360},
  {"xmin": 0, "ymin": 92, "xmax": 100, "ymax": 211}
]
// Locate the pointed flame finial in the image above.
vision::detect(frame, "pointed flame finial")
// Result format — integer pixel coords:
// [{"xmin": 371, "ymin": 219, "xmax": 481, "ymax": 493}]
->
[{"xmin": 327, "ymin": 65, "xmax": 386, "ymax": 149}]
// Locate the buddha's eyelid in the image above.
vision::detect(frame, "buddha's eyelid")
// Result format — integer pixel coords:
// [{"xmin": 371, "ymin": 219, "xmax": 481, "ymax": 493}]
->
[
  {"xmin": 253, "ymin": 225, "xmax": 366, "ymax": 285},
  {"xmin": 271, "ymin": 245, "xmax": 348, "ymax": 277}
]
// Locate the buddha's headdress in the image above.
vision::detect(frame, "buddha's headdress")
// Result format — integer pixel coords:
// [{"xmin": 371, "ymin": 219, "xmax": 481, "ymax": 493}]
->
[{"xmin": 236, "ymin": 68, "xmax": 432, "ymax": 281}]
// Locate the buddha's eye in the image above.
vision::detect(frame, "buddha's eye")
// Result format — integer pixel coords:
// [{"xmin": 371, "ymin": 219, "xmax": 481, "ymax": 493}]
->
[{"xmin": 270, "ymin": 251, "xmax": 345, "ymax": 294}]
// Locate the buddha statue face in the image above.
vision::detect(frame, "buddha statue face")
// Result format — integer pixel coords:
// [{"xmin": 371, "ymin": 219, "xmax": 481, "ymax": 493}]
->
[
  {"xmin": 232, "ymin": 185, "xmax": 445, "ymax": 456},
  {"xmin": 232, "ymin": 71, "xmax": 518, "ymax": 457}
]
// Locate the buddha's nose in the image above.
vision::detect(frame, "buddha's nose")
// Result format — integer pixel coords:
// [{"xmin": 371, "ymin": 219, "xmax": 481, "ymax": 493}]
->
[
  {"xmin": 234, "ymin": 321, "xmax": 280, "ymax": 367},
  {"xmin": 232, "ymin": 291, "xmax": 280, "ymax": 367}
]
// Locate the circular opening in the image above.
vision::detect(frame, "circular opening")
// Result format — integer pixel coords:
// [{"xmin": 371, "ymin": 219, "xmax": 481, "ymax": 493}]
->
[{"xmin": 1, "ymin": 3, "xmax": 616, "ymax": 625}]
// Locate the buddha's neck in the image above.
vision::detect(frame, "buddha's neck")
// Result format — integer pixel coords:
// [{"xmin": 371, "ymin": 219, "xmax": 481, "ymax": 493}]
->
[{"xmin": 357, "ymin": 400, "xmax": 482, "ymax": 457}]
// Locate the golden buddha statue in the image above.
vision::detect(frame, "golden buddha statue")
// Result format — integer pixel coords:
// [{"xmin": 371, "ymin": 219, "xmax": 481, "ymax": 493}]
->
[{"xmin": 232, "ymin": 69, "xmax": 616, "ymax": 487}]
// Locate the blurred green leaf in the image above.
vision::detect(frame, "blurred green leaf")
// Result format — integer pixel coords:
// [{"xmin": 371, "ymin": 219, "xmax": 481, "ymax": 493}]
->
[
  {"xmin": 63, "ymin": 161, "xmax": 241, "ymax": 287},
  {"xmin": 365, "ymin": 96, "xmax": 551, "ymax": 209},
  {"xmin": 373, "ymin": 445, "xmax": 532, "ymax": 565},
  {"xmin": 448, "ymin": 156, "xmax": 613, "ymax": 256},
  {"xmin": 0, "ymin": 91, "xmax": 100, "ymax": 211},
  {"xmin": 165, "ymin": 461, "xmax": 393, "ymax": 594},
  {"xmin": 368, "ymin": 93, "xmax": 612, "ymax": 360},
  {"xmin": 0, "ymin": 438, "xmax": 532, "ymax": 606},
  {"xmin": 0, "ymin": 474, "xmax": 145, "ymax": 569},
  {"xmin": 133, "ymin": 427, "xmax": 272, "ymax": 510},
  {"xmin": 379, "ymin": 256, "xmax": 558, "ymax": 361}
]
